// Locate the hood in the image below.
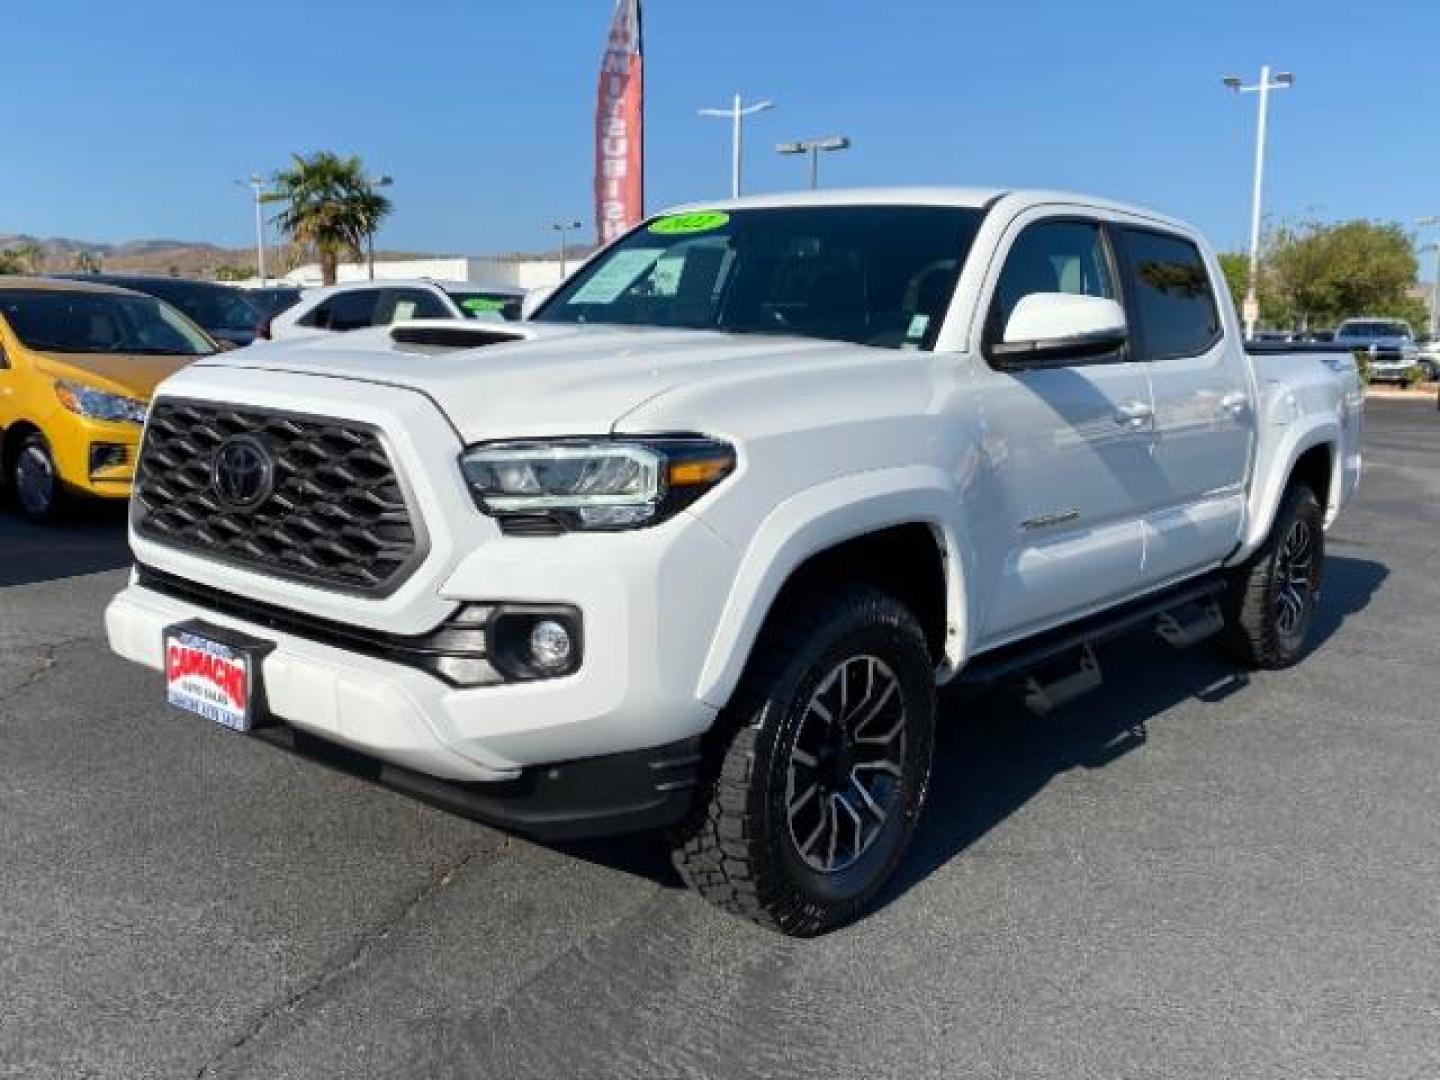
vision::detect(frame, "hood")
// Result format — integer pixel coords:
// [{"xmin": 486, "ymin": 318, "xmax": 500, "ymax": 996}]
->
[
  {"xmin": 190, "ymin": 323, "xmax": 855, "ymax": 442},
  {"xmin": 35, "ymin": 351, "xmax": 201, "ymax": 398}
]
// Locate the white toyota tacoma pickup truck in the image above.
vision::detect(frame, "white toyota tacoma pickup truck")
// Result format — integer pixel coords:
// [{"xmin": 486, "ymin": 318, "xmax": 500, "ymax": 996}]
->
[{"xmin": 107, "ymin": 188, "xmax": 1362, "ymax": 935}]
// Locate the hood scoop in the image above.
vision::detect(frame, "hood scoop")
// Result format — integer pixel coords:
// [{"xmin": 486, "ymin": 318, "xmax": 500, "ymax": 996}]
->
[{"xmin": 389, "ymin": 321, "xmax": 531, "ymax": 352}]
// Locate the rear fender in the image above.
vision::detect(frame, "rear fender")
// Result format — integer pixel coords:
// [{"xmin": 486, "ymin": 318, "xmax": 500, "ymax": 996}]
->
[{"xmin": 1229, "ymin": 414, "xmax": 1339, "ymax": 565}]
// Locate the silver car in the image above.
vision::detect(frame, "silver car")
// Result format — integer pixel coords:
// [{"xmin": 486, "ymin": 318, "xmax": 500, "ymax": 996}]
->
[{"xmin": 1335, "ymin": 318, "xmax": 1423, "ymax": 383}]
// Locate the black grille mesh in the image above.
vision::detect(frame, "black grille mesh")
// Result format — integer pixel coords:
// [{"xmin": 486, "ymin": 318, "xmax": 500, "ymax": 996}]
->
[{"xmin": 134, "ymin": 399, "xmax": 422, "ymax": 595}]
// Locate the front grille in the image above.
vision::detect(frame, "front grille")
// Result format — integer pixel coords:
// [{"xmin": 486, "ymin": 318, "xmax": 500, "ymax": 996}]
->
[{"xmin": 134, "ymin": 399, "xmax": 425, "ymax": 596}]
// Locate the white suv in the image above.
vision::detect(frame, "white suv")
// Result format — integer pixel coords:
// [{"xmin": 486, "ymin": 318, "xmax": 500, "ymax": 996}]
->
[
  {"xmin": 262, "ymin": 279, "xmax": 524, "ymax": 342},
  {"xmin": 107, "ymin": 189, "xmax": 1361, "ymax": 934}
]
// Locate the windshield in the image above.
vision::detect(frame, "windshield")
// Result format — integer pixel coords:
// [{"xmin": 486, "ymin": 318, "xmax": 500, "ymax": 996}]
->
[
  {"xmin": 128, "ymin": 280, "xmax": 262, "ymax": 333},
  {"xmin": 533, "ymin": 205, "xmax": 985, "ymax": 350},
  {"xmin": 447, "ymin": 291, "xmax": 520, "ymax": 322},
  {"xmin": 1337, "ymin": 320, "xmax": 1411, "ymax": 340},
  {"xmin": 0, "ymin": 289, "xmax": 217, "ymax": 356}
]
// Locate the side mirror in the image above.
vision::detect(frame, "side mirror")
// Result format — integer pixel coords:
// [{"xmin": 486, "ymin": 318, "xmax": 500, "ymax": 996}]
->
[
  {"xmin": 520, "ymin": 285, "xmax": 556, "ymax": 321},
  {"xmin": 990, "ymin": 293, "xmax": 1127, "ymax": 367}
]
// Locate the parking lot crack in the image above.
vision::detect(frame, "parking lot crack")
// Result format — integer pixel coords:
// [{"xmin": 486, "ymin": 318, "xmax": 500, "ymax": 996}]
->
[
  {"xmin": 192, "ymin": 838, "xmax": 496, "ymax": 1080},
  {"xmin": 0, "ymin": 635, "xmax": 93, "ymax": 706}
]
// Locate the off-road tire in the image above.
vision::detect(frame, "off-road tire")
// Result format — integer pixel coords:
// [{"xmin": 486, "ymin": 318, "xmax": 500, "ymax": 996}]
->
[
  {"xmin": 1220, "ymin": 483, "xmax": 1324, "ymax": 669},
  {"xmin": 669, "ymin": 586, "xmax": 936, "ymax": 936}
]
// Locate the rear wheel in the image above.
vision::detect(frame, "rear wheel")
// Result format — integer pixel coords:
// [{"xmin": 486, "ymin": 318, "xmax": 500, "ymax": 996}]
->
[
  {"xmin": 11, "ymin": 432, "xmax": 66, "ymax": 524},
  {"xmin": 1221, "ymin": 483, "xmax": 1324, "ymax": 669},
  {"xmin": 670, "ymin": 586, "xmax": 936, "ymax": 936}
]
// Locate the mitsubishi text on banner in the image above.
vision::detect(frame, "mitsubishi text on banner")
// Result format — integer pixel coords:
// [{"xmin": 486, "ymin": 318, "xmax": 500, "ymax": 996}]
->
[{"xmin": 594, "ymin": 0, "xmax": 644, "ymax": 246}]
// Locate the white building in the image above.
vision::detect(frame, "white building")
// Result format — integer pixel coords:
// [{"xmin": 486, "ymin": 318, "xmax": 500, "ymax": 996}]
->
[{"xmin": 280, "ymin": 256, "xmax": 569, "ymax": 290}]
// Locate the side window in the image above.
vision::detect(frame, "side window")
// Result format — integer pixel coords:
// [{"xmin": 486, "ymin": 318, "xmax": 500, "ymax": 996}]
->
[
  {"xmin": 989, "ymin": 220, "xmax": 1115, "ymax": 338},
  {"xmin": 1118, "ymin": 229, "xmax": 1220, "ymax": 361},
  {"xmin": 298, "ymin": 299, "xmax": 331, "ymax": 329},
  {"xmin": 377, "ymin": 288, "xmax": 450, "ymax": 325},
  {"xmin": 323, "ymin": 289, "xmax": 383, "ymax": 331}
]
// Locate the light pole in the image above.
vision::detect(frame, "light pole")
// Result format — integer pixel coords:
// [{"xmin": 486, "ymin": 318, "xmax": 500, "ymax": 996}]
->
[
  {"xmin": 365, "ymin": 174, "xmax": 394, "ymax": 281},
  {"xmin": 550, "ymin": 220, "xmax": 582, "ymax": 280},
  {"xmin": 775, "ymin": 136, "xmax": 851, "ymax": 189},
  {"xmin": 698, "ymin": 93, "xmax": 775, "ymax": 198},
  {"xmin": 1418, "ymin": 217, "xmax": 1440, "ymax": 339},
  {"xmin": 236, "ymin": 174, "xmax": 268, "ymax": 283},
  {"xmin": 1223, "ymin": 66, "xmax": 1295, "ymax": 338}
]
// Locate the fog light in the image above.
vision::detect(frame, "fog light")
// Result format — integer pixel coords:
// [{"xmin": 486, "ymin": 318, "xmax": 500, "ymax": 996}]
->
[
  {"xmin": 489, "ymin": 607, "xmax": 582, "ymax": 681},
  {"xmin": 89, "ymin": 442, "xmax": 128, "ymax": 477},
  {"xmin": 529, "ymin": 619, "xmax": 573, "ymax": 671}
]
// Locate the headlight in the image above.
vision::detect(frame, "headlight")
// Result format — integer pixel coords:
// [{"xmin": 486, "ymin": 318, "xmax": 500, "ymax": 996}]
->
[
  {"xmin": 54, "ymin": 381, "xmax": 148, "ymax": 423},
  {"xmin": 459, "ymin": 437, "xmax": 736, "ymax": 531}
]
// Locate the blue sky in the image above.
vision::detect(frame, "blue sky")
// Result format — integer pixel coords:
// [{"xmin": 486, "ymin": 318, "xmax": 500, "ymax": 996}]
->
[{"xmin": 2, "ymin": 0, "xmax": 1436, "ymax": 257}]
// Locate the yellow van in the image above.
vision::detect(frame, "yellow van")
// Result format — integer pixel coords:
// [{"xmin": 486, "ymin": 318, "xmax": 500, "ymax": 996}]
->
[{"xmin": 0, "ymin": 277, "xmax": 218, "ymax": 522}]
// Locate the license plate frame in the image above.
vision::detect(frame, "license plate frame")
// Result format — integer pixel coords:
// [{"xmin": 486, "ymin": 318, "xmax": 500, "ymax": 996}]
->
[{"xmin": 164, "ymin": 620, "xmax": 275, "ymax": 733}]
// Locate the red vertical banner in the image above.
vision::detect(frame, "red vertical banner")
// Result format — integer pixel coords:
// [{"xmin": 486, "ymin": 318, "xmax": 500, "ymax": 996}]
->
[{"xmin": 595, "ymin": 0, "xmax": 644, "ymax": 247}]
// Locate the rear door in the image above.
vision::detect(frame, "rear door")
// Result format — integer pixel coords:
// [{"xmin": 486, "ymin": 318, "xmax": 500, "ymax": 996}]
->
[
  {"xmin": 375, "ymin": 288, "xmax": 451, "ymax": 325},
  {"xmin": 301, "ymin": 288, "xmax": 384, "ymax": 332},
  {"xmin": 1115, "ymin": 226, "xmax": 1253, "ymax": 587},
  {"xmin": 969, "ymin": 213, "xmax": 1153, "ymax": 646}
]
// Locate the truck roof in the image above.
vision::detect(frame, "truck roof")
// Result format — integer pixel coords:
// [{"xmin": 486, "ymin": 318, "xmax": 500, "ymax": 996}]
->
[{"xmin": 665, "ymin": 186, "xmax": 1187, "ymax": 232}]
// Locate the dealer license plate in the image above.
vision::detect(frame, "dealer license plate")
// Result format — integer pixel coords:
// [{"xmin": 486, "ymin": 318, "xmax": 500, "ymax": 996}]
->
[{"xmin": 164, "ymin": 622, "xmax": 269, "ymax": 732}]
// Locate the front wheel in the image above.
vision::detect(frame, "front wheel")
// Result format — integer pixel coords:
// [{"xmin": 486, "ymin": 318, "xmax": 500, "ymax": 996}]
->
[
  {"xmin": 670, "ymin": 586, "xmax": 936, "ymax": 936},
  {"xmin": 11, "ymin": 432, "xmax": 66, "ymax": 524},
  {"xmin": 1220, "ymin": 483, "xmax": 1324, "ymax": 669}
]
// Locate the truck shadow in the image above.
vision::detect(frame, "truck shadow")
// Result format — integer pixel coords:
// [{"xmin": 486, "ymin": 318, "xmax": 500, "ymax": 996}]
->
[
  {"xmin": 879, "ymin": 552, "xmax": 1387, "ymax": 908},
  {"xmin": 560, "ymin": 555, "xmax": 1388, "ymax": 917},
  {"xmin": 0, "ymin": 502, "xmax": 132, "ymax": 587}
]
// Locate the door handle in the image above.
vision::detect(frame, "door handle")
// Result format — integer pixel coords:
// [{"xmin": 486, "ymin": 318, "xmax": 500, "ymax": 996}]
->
[
  {"xmin": 1220, "ymin": 391, "xmax": 1249, "ymax": 416},
  {"xmin": 1113, "ymin": 400, "xmax": 1153, "ymax": 427}
]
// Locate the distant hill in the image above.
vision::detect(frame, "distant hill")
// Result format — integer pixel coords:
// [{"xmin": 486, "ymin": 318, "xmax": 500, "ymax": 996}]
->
[
  {"xmin": 0, "ymin": 232, "xmax": 268, "ymax": 277},
  {"xmin": 0, "ymin": 231, "xmax": 578, "ymax": 279}
]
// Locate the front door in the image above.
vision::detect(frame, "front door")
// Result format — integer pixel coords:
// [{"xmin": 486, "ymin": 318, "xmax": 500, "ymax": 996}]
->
[
  {"xmin": 0, "ymin": 319, "xmax": 19, "ymax": 435},
  {"xmin": 967, "ymin": 215, "xmax": 1153, "ymax": 647}
]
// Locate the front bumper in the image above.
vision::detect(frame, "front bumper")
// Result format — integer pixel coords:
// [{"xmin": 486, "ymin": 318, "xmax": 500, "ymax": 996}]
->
[
  {"xmin": 49, "ymin": 414, "xmax": 143, "ymax": 498},
  {"xmin": 1368, "ymin": 364, "xmax": 1420, "ymax": 382},
  {"xmin": 105, "ymin": 579, "xmax": 711, "ymax": 839},
  {"xmin": 258, "ymin": 725, "xmax": 702, "ymax": 841}
]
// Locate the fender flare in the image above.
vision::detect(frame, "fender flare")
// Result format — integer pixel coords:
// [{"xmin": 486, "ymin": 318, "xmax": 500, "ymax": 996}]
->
[
  {"xmin": 1229, "ymin": 414, "xmax": 1339, "ymax": 565},
  {"xmin": 694, "ymin": 465, "xmax": 968, "ymax": 708}
]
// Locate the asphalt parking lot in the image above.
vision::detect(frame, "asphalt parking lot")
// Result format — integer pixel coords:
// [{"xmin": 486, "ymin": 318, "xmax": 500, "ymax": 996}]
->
[{"xmin": 2, "ymin": 397, "xmax": 1437, "ymax": 1080}]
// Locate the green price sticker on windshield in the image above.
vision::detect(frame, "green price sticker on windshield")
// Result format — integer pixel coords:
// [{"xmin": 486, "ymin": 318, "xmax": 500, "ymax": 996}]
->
[
  {"xmin": 649, "ymin": 211, "xmax": 729, "ymax": 236},
  {"xmin": 462, "ymin": 297, "xmax": 507, "ymax": 313}
]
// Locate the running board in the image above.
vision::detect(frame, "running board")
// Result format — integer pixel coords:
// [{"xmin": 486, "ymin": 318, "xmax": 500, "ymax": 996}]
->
[
  {"xmin": 958, "ymin": 575, "xmax": 1228, "ymax": 706},
  {"xmin": 1019, "ymin": 644, "xmax": 1102, "ymax": 715},
  {"xmin": 1155, "ymin": 600, "xmax": 1225, "ymax": 649}
]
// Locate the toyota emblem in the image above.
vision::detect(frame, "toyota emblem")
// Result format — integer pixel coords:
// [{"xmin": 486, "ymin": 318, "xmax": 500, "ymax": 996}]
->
[{"xmin": 212, "ymin": 435, "xmax": 275, "ymax": 511}]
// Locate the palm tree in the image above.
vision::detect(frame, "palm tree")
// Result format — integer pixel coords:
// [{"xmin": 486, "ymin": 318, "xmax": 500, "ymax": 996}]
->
[
  {"xmin": 14, "ymin": 242, "xmax": 42, "ymax": 273},
  {"xmin": 268, "ymin": 152, "xmax": 393, "ymax": 286}
]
